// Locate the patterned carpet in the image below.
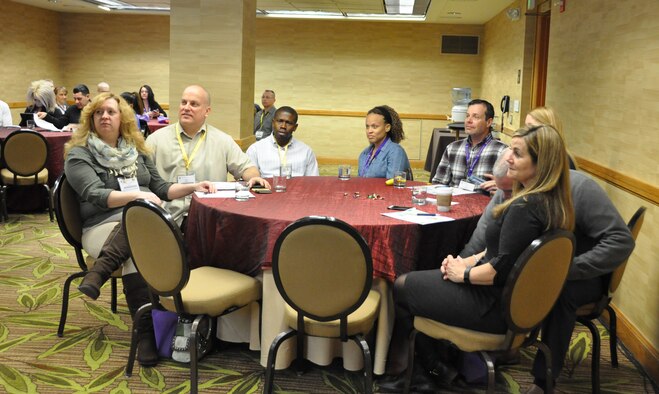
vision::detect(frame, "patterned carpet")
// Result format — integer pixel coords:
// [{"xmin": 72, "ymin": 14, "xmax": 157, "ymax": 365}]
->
[{"xmin": 0, "ymin": 205, "xmax": 656, "ymax": 392}]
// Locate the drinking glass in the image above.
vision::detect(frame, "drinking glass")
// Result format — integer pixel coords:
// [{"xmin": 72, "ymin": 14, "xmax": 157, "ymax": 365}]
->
[
  {"xmin": 280, "ymin": 164, "xmax": 292, "ymax": 179},
  {"xmin": 273, "ymin": 175, "xmax": 287, "ymax": 192},
  {"xmin": 26, "ymin": 120, "xmax": 35, "ymax": 129},
  {"xmin": 338, "ymin": 164, "xmax": 351, "ymax": 180},
  {"xmin": 411, "ymin": 186, "xmax": 427, "ymax": 205},
  {"xmin": 234, "ymin": 181, "xmax": 251, "ymax": 201},
  {"xmin": 393, "ymin": 171, "xmax": 407, "ymax": 189}
]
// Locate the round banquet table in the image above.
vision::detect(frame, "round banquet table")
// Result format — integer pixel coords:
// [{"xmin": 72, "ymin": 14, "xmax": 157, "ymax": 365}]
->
[
  {"xmin": 0, "ymin": 127, "xmax": 72, "ymax": 212},
  {"xmin": 147, "ymin": 119, "xmax": 169, "ymax": 134},
  {"xmin": 184, "ymin": 176, "xmax": 489, "ymax": 374},
  {"xmin": 185, "ymin": 176, "xmax": 489, "ymax": 281}
]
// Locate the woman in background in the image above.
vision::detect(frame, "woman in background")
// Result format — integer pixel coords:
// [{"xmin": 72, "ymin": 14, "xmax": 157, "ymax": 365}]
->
[
  {"xmin": 358, "ymin": 105, "xmax": 410, "ymax": 179},
  {"xmin": 525, "ymin": 106, "xmax": 578, "ymax": 170},
  {"xmin": 55, "ymin": 86, "xmax": 68, "ymax": 112},
  {"xmin": 135, "ymin": 84, "xmax": 167, "ymax": 118},
  {"xmin": 21, "ymin": 79, "xmax": 67, "ymax": 129}
]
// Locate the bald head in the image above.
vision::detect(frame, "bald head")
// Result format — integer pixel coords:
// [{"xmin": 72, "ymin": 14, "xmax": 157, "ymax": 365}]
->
[
  {"xmin": 97, "ymin": 82, "xmax": 110, "ymax": 93},
  {"xmin": 179, "ymin": 85, "xmax": 212, "ymax": 136}
]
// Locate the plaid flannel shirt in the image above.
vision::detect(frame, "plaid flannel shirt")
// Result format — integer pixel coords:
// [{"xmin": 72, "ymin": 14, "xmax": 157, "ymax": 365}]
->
[{"xmin": 431, "ymin": 134, "xmax": 508, "ymax": 186}]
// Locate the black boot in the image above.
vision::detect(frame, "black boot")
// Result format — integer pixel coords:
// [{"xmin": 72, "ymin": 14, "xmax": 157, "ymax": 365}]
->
[
  {"xmin": 78, "ymin": 224, "xmax": 128, "ymax": 300},
  {"xmin": 123, "ymin": 273, "xmax": 158, "ymax": 367}
]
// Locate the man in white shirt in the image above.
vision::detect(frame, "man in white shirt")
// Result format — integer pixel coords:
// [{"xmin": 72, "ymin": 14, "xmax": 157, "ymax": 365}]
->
[
  {"xmin": 0, "ymin": 100, "xmax": 12, "ymax": 126},
  {"xmin": 247, "ymin": 106, "xmax": 319, "ymax": 178}
]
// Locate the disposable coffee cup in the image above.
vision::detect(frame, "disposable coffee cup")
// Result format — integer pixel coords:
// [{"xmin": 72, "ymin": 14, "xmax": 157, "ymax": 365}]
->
[{"xmin": 436, "ymin": 188, "xmax": 453, "ymax": 212}]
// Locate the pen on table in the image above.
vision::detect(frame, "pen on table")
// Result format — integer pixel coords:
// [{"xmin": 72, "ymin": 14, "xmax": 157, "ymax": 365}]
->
[{"xmin": 417, "ymin": 213, "xmax": 436, "ymax": 216}]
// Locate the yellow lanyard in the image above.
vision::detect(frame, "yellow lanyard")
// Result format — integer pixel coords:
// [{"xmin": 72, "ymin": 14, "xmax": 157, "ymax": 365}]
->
[
  {"xmin": 176, "ymin": 123, "xmax": 207, "ymax": 171},
  {"xmin": 277, "ymin": 141, "xmax": 290, "ymax": 166},
  {"xmin": 259, "ymin": 112, "xmax": 265, "ymax": 129}
]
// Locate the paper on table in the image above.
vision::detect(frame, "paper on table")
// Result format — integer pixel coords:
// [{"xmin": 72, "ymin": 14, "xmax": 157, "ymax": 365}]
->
[
  {"xmin": 425, "ymin": 185, "xmax": 476, "ymax": 196},
  {"xmin": 195, "ymin": 190, "xmax": 255, "ymax": 199},
  {"xmin": 381, "ymin": 207, "xmax": 455, "ymax": 225},
  {"xmin": 33, "ymin": 115, "xmax": 61, "ymax": 131}
]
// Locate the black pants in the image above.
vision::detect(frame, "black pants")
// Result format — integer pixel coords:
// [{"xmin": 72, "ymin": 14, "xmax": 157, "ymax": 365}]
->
[{"xmin": 531, "ymin": 277, "xmax": 604, "ymax": 384}]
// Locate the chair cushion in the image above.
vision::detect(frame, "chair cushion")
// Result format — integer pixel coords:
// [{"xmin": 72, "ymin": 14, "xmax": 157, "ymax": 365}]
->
[
  {"xmin": 284, "ymin": 290, "xmax": 380, "ymax": 338},
  {"xmin": 159, "ymin": 266, "xmax": 261, "ymax": 316},
  {"xmin": 414, "ymin": 317, "xmax": 508, "ymax": 353},
  {"xmin": 1, "ymin": 168, "xmax": 49, "ymax": 185}
]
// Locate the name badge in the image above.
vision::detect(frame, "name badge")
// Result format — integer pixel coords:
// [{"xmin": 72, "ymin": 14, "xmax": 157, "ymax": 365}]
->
[
  {"xmin": 118, "ymin": 177, "xmax": 140, "ymax": 192},
  {"xmin": 178, "ymin": 173, "xmax": 196, "ymax": 184},
  {"xmin": 458, "ymin": 180, "xmax": 476, "ymax": 192},
  {"xmin": 255, "ymin": 130, "xmax": 264, "ymax": 140}
]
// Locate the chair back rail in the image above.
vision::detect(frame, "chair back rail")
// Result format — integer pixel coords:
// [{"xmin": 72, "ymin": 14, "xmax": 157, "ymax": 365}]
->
[{"xmin": 2, "ymin": 129, "xmax": 48, "ymax": 179}]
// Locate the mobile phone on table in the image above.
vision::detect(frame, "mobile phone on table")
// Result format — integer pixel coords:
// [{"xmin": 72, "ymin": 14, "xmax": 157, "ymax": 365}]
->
[
  {"xmin": 387, "ymin": 205, "xmax": 412, "ymax": 211},
  {"xmin": 252, "ymin": 188, "xmax": 272, "ymax": 194}
]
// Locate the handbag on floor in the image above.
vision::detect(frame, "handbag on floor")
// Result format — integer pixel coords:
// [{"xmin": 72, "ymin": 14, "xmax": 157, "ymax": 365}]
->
[
  {"xmin": 171, "ymin": 315, "xmax": 213, "ymax": 363},
  {"xmin": 152, "ymin": 309, "xmax": 178, "ymax": 358}
]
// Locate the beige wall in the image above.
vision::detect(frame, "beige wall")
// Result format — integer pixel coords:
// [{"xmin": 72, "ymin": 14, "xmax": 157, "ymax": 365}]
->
[
  {"xmin": 1, "ymin": 0, "xmax": 657, "ymax": 356},
  {"xmin": 253, "ymin": 20, "xmax": 483, "ymax": 159},
  {"xmin": 482, "ymin": 0, "xmax": 658, "ymax": 351},
  {"xmin": 543, "ymin": 0, "xmax": 659, "ymax": 350},
  {"xmin": 0, "ymin": 2, "xmax": 62, "ymax": 120}
]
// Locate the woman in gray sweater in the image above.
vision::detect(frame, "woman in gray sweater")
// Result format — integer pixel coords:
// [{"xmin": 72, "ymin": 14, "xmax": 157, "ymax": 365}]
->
[{"xmin": 64, "ymin": 92, "xmax": 214, "ymax": 366}]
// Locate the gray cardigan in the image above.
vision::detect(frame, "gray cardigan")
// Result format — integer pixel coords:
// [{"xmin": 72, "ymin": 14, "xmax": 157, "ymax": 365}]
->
[
  {"xmin": 460, "ymin": 170, "xmax": 634, "ymax": 280},
  {"xmin": 64, "ymin": 146, "xmax": 172, "ymax": 228}
]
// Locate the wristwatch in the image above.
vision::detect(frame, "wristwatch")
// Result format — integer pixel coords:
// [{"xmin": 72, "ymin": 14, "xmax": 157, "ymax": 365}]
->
[{"xmin": 464, "ymin": 265, "xmax": 472, "ymax": 285}]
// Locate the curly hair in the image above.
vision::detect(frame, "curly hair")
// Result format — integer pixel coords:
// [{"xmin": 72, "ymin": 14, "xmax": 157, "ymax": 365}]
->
[
  {"xmin": 27, "ymin": 80, "xmax": 57, "ymax": 113},
  {"xmin": 367, "ymin": 105, "xmax": 405, "ymax": 143},
  {"xmin": 64, "ymin": 92, "xmax": 150, "ymax": 157}
]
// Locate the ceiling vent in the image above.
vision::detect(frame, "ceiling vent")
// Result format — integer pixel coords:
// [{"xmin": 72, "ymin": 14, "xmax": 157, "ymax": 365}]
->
[{"xmin": 441, "ymin": 35, "xmax": 480, "ymax": 55}]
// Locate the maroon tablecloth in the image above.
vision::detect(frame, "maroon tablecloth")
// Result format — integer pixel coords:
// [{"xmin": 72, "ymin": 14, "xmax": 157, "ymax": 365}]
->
[
  {"xmin": 147, "ymin": 119, "xmax": 169, "ymax": 133},
  {"xmin": 1, "ymin": 127, "xmax": 72, "ymax": 212},
  {"xmin": 184, "ymin": 176, "xmax": 489, "ymax": 282}
]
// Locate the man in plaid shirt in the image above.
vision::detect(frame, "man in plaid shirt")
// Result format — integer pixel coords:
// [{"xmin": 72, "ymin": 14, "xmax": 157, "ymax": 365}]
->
[{"xmin": 431, "ymin": 99, "xmax": 507, "ymax": 192}]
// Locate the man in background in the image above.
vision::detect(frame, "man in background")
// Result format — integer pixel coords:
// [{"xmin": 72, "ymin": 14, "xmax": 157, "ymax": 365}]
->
[
  {"xmin": 432, "ymin": 99, "xmax": 507, "ymax": 193},
  {"xmin": 247, "ymin": 106, "xmax": 319, "ymax": 178},
  {"xmin": 62, "ymin": 84, "xmax": 91, "ymax": 130},
  {"xmin": 253, "ymin": 89, "xmax": 276, "ymax": 140},
  {"xmin": 97, "ymin": 82, "xmax": 110, "ymax": 94}
]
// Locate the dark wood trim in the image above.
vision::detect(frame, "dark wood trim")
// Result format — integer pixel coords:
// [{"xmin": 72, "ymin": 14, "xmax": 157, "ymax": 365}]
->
[
  {"xmin": 606, "ymin": 304, "xmax": 659, "ymax": 383},
  {"xmin": 317, "ymin": 157, "xmax": 426, "ymax": 168},
  {"xmin": 234, "ymin": 135, "xmax": 256, "ymax": 151},
  {"xmin": 297, "ymin": 109, "xmax": 449, "ymax": 121},
  {"xmin": 576, "ymin": 157, "xmax": 658, "ymax": 205}
]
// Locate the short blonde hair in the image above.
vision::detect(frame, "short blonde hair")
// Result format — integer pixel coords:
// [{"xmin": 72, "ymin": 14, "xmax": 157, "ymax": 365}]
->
[{"xmin": 64, "ymin": 92, "xmax": 150, "ymax": 157}]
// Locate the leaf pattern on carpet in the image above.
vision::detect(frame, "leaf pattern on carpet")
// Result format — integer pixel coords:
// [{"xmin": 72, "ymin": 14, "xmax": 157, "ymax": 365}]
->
[{"xmin": 0, "ymin": 209, "xmax": 655, "ymax": 393}]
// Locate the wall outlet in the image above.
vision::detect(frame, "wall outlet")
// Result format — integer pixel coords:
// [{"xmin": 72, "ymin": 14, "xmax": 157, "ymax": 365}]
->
[
  {"xmin": 509, "ymin": 114, "xmax": 514, "ymax": 125},
  {"xmin": 513, "ymin": 99, "xmax": 520, "ymax": 113}
]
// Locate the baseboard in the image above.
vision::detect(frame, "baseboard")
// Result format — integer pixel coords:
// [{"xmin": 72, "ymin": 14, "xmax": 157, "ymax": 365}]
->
[{"xmin": 605, "ymin": 303, "xmax": 659, "ymax": 384}]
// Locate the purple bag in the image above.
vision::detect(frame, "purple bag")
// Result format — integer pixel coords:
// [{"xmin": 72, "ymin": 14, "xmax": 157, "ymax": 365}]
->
[{"xmin": 152, "ymin": 310, "xmax": 178, "ymax": 358}]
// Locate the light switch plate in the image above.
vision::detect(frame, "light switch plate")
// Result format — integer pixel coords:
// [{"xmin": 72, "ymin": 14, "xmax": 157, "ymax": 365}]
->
[{"xmin": 513, "ymin": 100, "xmax": 520, "ymax": 113}]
